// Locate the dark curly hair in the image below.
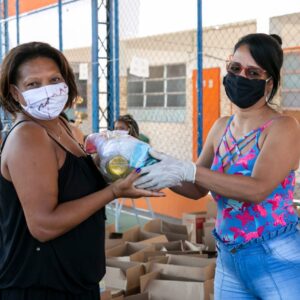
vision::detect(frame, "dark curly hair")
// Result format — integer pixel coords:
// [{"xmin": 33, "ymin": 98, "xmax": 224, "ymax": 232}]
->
[
  {"xmin": 115, "ymin": 114, "xmax": 139, "ymax": 138},
  {"xmin": 0, "ymin": 41, "xmax": 78, "ymax": 115}
]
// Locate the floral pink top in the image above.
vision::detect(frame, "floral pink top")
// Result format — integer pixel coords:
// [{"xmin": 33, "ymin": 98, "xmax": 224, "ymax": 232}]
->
[{"xmin": 211, "ymin": 115, "xmax": 297, "ymax": 246}]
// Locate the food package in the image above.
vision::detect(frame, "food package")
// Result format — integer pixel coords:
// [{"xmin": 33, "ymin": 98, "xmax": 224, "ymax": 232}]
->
[{"xmin": 85, "ymin": 130, "xmax": 157, "ymax": 182}]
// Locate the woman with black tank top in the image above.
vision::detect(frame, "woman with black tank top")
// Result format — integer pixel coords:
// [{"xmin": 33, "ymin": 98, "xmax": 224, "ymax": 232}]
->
[{"xmin": 0, "ymin": 42, "xmax": 164, "ymax": 300}]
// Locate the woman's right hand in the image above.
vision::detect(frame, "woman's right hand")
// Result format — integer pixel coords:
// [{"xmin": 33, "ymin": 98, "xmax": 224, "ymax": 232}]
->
[{"xmin": 110, "ymin": 168, "xmax": 165, "ymax": 199}]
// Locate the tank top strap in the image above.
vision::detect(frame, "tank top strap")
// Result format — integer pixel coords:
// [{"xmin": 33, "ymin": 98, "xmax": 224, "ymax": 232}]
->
[
  {"xmin": 238, "ymin": 134, "xmax": 257, "ymax": 153},
  {"xmin": 260, "ymin": 118, "xmax": 274, "ymax": 131},
  {"xmin": 229, "ymin": 117, "xmax": 275, "ymax": 150},
  {"xmin": 0, "ymin": 118, "xmax": 85, "ymax": 156},
  {"xmin": 44, "ymin": 124, "xmax": 87, "ymax": 155},
  {"xmin": 58, "ymin": 116, "xmax": 86, "ymax": 153},
  {"xmin": 225, "ymin": 115, "xmax": 235, "ymax": 131},
  {"xmin": 219, "ymin": 116, "xmax": 278, "ymax": 165},
  {"xmin": 215, "ymin": 115, "xmax": 234, "ymax": 156},
  {"xmin": 59, "ymin": 115, "xmax": 73, "ymax": 136},
  {"xmin": 0, "ymin": 120, "xmax": 32, "ymax": 153},
  {"xmin": 254, "ymin": 118, "xmax": 275, "ymax": 145},
  {"xmin": 46, "ymin": 131, "xmax": 87, "ymax": 156}
]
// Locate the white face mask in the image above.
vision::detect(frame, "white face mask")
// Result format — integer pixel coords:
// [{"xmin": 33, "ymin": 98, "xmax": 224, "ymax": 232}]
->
[{"xmin": 20, "ymin": 82, "xmax": 69, "ymax": 120}]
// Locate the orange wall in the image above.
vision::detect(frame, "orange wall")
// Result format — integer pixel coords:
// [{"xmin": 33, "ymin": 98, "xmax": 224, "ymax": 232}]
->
[
  {"xmin": 192, "ymin": 68, "xmax": 220, "ymax": 160},
  {"xmin": 192, "ymin": 70, "xmax": 198, "ymax": 161},
  {"xmin": 121, "ymin": 191, "xmax": 212, "ymax": 219},
  {"xmin": 8, "ymin": 0, "xmax": 57, "ymax": 16},
  {"xmin": 202, "ymin": 68, "xmax": 221, "ymax": 141}
]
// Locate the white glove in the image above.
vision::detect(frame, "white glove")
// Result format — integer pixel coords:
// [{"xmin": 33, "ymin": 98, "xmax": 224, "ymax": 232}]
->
[{"xmin": 134, "ymin": 149, "xmax": 197, "ymax": 190}]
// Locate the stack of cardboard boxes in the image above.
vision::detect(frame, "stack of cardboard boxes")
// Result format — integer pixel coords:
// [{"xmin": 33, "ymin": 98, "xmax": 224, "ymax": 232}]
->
[
  {"xmin": 182, "ymin": 197, "xmax": 217, "ymax": 251},
  {"xmin": 101, "ymin": 198, "xmax": 217, "ymax": 300}
]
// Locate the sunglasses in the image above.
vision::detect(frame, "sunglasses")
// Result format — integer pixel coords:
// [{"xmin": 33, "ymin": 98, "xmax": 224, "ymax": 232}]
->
[{"xmin": 226, "ymin": 60, "xmax": 267, "ymax": 80}]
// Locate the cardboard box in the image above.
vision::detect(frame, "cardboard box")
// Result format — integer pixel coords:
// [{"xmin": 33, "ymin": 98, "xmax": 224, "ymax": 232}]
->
[
  {"xmin": 124, "ymin": 293, "xmax": 149, "ymax": 300},
  {"xmin": 106, "ymin": 242, "xmax": 155, "ymax": 262},
  {"xmin": 141, "ymin": 240, "xmax": 206, "ymax": 261},
  {"xmin": 143, "ymin": 219, "xmax": 192, "ymax": 241},
  {"xmin": 122, "ymin": 226, "xmax": 168, "ymax": 244},
  {"xmin": 112, "ymin": 293, "xmax": 125, "ymax": 300},
  {"xmin": 147, "ymin": 255, "xmax": 169, "ymax": 264},
  {"xmin": 153, "ymin": 240, "xmax": 184, "ymax": 251},
  {"xmin": 143, "ymin": 250, "xmax": 204, "ymax": 262},
  {"xmin": 106, "ymin": 223, "xmax": 116, "ymax": 238},
  {"xmin": 105, "ymin": 239, "xmax": 125, "ymax": 250},
  {"xmin": 149, "ymin": 255, "xmax": 216, "ymax": 281},
  {"xmin": 100, "ymin": 289, "xmax": 125, "ymax": 299},
  {"xmin": 157, "ymin": 240, "xmax": 204, "ymax": 252},
  {"xmin": 184, "ymin": 240, "xmax": 206, "ymax": 252},
  {"xmin": 140, "ymin": 271, "xmax": 213, "ymax": 300},
  {"xmin": 206, "ymin": 197, "xmax": 217, "ymax": 219},
  {"xmin": 203, "ymin": 221, "xmax": 216, "ymax": 252},
  {"xmin": 182, "ymin": 212, "xmax": 206, "ymax": 243},
  {"xmin": 104, "ymin": 259, "xmax": 145, "ymax": 295}
]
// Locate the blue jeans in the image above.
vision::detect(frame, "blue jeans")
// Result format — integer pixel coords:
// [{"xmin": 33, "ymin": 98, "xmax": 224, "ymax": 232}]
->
[{"xmin": 215, "ymin": 224, "xmax": 300, "ymax": 299}]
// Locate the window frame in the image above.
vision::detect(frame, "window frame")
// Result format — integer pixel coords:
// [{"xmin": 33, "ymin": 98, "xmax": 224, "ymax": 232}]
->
[
  {"xmin": 127, "ymin": 63, "xmax": 186, "ymax": 108},
  {"xmin": 281, "ymin": 48, "xmax": 300, "ymax": 109}
]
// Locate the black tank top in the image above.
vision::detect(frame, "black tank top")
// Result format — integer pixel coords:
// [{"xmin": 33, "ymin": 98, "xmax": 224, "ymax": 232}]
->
[{"xmin": 0, "ymin": 120, "xmax": 107, "ymax": 294}]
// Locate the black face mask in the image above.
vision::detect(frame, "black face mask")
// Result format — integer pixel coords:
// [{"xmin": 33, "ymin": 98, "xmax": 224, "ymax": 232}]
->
[{"xmin": 223, "ymin": 73, "xmax": 267, "ymax": 109}]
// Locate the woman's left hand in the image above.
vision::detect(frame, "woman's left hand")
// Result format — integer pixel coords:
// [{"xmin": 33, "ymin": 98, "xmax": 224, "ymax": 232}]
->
[
  {"xmin": 111, "ymin": 168, "xmax": 165, "ymax": 199},
  {"xmin": 134, "ymin": 149, "xmax": 196, "ymax": 190}
]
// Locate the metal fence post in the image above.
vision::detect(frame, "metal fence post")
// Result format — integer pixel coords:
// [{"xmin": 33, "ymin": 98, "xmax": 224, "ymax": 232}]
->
[
  {"xmin": 16, "ymin": 0, "xmax": 20, "ymax": 45},
  {"xmin": 107, "ymin": 0, "xmax": 114, "ymax": 129},
  {"xmin": 58, "ymin": 0, "xmax": 63, "ymax": 51},
  {"xmin": 197, "ymin": 0, "xmax": 203, "ymax": 155},
  {"xmin": 4, "ymin": 0, "xmax": 8, "ymax": 53},
  {"xmin": 91, "ymin": 0, "xmax": 99, "ymax": 132},
  {"xmin": 114, "ymin": 0, "xmax": 119, "ymax": 120}
]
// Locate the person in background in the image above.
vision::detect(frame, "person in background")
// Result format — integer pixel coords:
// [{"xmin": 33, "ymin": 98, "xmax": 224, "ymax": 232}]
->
[
  {"xmin": 114, "ymin": 114, "xmax": 150, "ymax": 143},
  {"xmin": 0, "ymin": 41, "xmax": 163, "ymax": 300},
  {"xmin": 135, "ymin": 33, "xmax": 300, "ymax": 299},
  {"xmin": 60, "ymin": 111, "xmax": 85, "ymax": 145}
]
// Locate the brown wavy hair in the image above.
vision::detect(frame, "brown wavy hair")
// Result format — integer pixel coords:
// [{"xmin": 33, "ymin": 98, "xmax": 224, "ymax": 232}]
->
[{"xmin": 0, "ymin": 41, "xmax": 78, "ymax": 115}]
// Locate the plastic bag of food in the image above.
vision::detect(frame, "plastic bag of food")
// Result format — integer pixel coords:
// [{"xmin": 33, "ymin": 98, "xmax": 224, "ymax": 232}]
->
[{"xmin": 85, "ymin": 130, "xmax": 157, "ymax": 182}]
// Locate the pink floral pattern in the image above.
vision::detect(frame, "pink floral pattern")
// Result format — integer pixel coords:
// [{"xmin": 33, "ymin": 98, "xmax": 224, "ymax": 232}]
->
[{"xmin": 211, "ymin": 116, "xmax": 297, "ymax": 245}]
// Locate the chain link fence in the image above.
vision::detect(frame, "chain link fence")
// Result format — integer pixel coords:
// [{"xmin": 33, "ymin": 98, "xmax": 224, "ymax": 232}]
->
[
  {"xmin": 117, "ymin": 1, "xmax": 300, "ymax": 196},
  {"xmin": 0, "ymin": 1, "xmax": 299, "ymax": 196},
  {"xmin": 269, "ymin": 12, "xmax": 300, "ymax": 198},
  {"xmin": 0, "ymin": 0, "xmax": 92, "ymax": 135},
  {"xmin": 118, "ymin": 0, "xmax": 198, "ymax": 161}
]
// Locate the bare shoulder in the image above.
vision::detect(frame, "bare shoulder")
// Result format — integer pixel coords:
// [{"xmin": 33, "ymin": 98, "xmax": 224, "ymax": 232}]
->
[
  {"xmin": 214, "ymin": 115, "xmax": 231, "ymax": 127},
  {"xmin": 1, "ymin": 120, "xmax": 58, "ymax": 180},
  {"xmin": 263, "ymin": 115, "xmax": 300, "ymax": 156},
  {"xmin": 9, "ymin": 121, "xmax": 50, "ymax": 145},
  {"xmin": 3, "ymin": 120, "xmax": 54, "ymax": 160},
  {"xmin": 197, "ymin": 116, "xmax": 231, "ymax": 160},
  {"xmin": 206, "ymin": 116, "xmax": 231, "ymax": 144},
  {"xmin": 269, "ymin": 115, "xmax": 300, "ymax": 135},
  {"xmin": 70, "ymin": 123, "xmax": 85, "ymax": 144},
  {"xmin": 208, "ymin": 116, "xmax": 231, "ymax": 135}
]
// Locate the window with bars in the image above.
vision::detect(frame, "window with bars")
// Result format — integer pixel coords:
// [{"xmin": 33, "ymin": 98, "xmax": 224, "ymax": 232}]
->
[
  {"xmin": 281, "ymin": 51, "xmax": 300, "ymax": 109},
  {"xmin": 127, "ymin": 64, "xmax": 186, "ymax": 108}
]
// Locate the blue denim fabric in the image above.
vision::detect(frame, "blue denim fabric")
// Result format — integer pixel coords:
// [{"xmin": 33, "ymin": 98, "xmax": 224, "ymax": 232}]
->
[{"xmin": 214, "ymin": 224, "xmax": 300, "ymax": 299}]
